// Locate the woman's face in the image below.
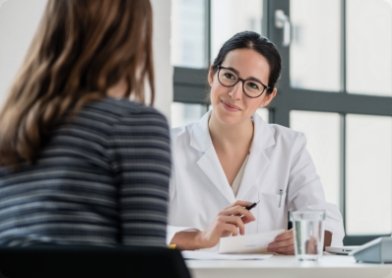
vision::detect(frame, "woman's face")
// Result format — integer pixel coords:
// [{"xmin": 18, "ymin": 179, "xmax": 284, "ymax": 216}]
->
[{"xmin": 208, "ymin": 48, "xmax": 276, "ymax": 126}]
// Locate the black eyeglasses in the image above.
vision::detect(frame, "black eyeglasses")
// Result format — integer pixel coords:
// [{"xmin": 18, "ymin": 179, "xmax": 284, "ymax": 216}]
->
[{"xmin": 217, "ymin": 65, "xmax": 270, "ymax": 98}]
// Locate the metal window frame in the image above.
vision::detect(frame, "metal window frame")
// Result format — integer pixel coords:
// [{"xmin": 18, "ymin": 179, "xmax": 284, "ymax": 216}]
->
[
  {"xmin": 173, "ymin": 0, "xmax": 392, "ymax": 245},
  {"xmin": 268, "ymin": 0, "xmax": 392, "ymax": 245}
]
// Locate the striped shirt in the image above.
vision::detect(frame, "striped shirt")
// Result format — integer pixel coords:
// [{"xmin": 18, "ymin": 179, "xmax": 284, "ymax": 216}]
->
[{"xmin": 0, "ymin": 98, "xmax": 171, "ymax": 247}]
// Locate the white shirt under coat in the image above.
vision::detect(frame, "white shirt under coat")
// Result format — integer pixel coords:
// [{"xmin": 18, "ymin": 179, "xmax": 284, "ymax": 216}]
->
[{"xmin": 168, "ymin": 111, "xmax": 344, "ymax": 245}]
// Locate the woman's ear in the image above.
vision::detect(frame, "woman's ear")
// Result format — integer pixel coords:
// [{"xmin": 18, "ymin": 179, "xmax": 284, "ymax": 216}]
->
[
  {"xmin": 260, "ymin": 88, "xmax": 277, "ymax": 107},
  {"xmin": 208, "ymin": 66, "xmax": 215, "ymax": 86}
]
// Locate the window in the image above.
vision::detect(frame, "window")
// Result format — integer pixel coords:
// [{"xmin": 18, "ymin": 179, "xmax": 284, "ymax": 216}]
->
[
  {"xmin": 290, "ymin": 111, "xmax": 341, "ymax": 207},
  {"xmin": 290, "ymin": 0, "xmax": 341, "ymax": 92},
  {"xmin": 172, "ymin": 0, "xmax": 392, "ymax": 244},
  {"xmin": 346, "ymin": 114, "xmax": 392, "ymax": 235},
  {"xmin": 171, "ymin": 0, "xmax": 267, "ymax": 127},
  {"xmin": 171, "ymin": 0, "xmax": 207, "ymax": 68},
  {"xmin": 346, "ymin": 0, "xmax": 392, "ymax": 97},
  {"xmin": 270, "ymin": 0, "xmax": 392, "ymax": 244}
]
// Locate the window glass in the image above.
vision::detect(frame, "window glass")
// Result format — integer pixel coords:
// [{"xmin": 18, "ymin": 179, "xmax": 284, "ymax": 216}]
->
[
  {"xmin": 346, "ymin": 114, "xmax": 392, "ymax": 235},
  {"xmin": 171, "ymin": 0, "xmax": 207, "ymax": 68},
  {"xmin": 346, "ymin": 0, "xmax": 392, "ymax": 96},
  {"xmin": 171, "ymin": 102, "xmax": 208, "ymax": 128},
  {"xmin": 290, "ymin": 0, "xmax": 341, "ymax": 92},
  {"xmin": 290, "ymin": 111, "xmax": 341, "ymax": 207},
  {"xmin": 211, "ymin": 0, "xmax": 263, "ymax": 62}
]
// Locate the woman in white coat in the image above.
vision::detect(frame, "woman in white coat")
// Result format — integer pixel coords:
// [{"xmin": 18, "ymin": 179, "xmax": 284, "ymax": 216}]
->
[{"xmin": 168, "ymin": 31, "xmax": 344, "ymax": 253}]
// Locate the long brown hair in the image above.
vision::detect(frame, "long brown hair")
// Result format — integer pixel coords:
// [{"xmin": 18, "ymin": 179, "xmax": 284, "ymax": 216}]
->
[{"xmin": 0, "ymin": 0, "xmax": 155, "ymax": 167}]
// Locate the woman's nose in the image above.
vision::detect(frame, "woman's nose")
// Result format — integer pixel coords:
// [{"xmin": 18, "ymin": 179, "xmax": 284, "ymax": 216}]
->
[{"xmin": 228, "ymin": 81, "xmax": 244, "ymax": 99}]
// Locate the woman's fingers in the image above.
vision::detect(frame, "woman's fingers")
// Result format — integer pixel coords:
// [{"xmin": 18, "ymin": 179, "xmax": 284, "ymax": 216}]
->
[
  {"xmin": 269, "ymin": 243, "xmax": 295, "ymax": 255},
  {"xmin": 216, "ymin": 214, "xmax": 246, "ymax": 235},
  {"xmin": 222, "ymin": 200, "xmax": 253, "ymax": 211},
  {"xmin": 219, "ymin": 204, "xmax": 256, "ymax": 223},
  {"xmin": 203, "ymin": 200, "xmax": 257, "ymax": 248},
  {"xmin": 233, "ymin": 200, "xmax": 254, "ymax": 207},
  {"xmin": 220, "ymin": 223, "xmax": 239, "ymax": 237},
  {"xmin": 274, "ymin": 229, "xmax": 293, "ymax": 241},
  {"xmin": 267, "ymin": 230, "xmax": 295, "ymax": 255},
  {"xmin": 203, "ymin": 217, "xmax": 243, "ymax": 247}
]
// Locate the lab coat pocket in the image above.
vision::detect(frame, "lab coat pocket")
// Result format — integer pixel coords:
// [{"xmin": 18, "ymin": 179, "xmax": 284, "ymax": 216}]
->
[{"xmin": 257, "ymin": 190, "xmax": 287, "ymax": 232}]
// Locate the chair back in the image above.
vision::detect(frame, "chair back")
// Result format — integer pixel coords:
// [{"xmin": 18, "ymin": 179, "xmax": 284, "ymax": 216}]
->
[{"xmin": 0, "ymin": 245, "xmax": 192, "ymax": 278}]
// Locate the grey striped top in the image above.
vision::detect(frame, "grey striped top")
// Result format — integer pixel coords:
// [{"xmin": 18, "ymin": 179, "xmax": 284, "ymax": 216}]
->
[{"xmin": 0, "ymin": 98, "xmax": 171, "ymax": 247}]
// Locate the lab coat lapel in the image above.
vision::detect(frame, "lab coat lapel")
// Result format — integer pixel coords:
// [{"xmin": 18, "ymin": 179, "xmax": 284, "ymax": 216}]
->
[
  {"xmin": 191, "ymin": 112, "xmax": 236, "ymax": 204},
  {"xmin": 236, "ymin": 114, "xmax": 275, "ymax": 200}
]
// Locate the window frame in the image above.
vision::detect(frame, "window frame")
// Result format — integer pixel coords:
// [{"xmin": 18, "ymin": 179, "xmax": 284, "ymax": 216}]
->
[{"xmin": 172, "ymin": 0, "xmax": 392, "ymax": 245}]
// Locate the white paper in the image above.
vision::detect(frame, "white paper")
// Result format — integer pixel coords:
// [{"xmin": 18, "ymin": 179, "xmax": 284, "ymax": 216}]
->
[
  {"xmin": 182, "ymin": 250, "xmax": 272, "ymax": 260},
  {"xmin": 218, "ymin": 229, "xmax": 284, "ymax": 254}
]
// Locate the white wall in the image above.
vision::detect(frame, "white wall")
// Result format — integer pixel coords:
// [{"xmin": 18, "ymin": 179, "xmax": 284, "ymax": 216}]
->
[
  {"xmin": 151, "ymin": 0, "xmax": 173, "ymax": 119},
  {"xmin": 0, "ymin": 0, "xmax": 173, "ymax": 118},
  {"xmin": 0, "ymin": 0, "xmax": 47, "ymax": 106}
]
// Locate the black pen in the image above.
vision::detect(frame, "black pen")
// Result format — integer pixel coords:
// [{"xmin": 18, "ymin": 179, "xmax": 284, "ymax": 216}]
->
[{"xmin": 245, "ymin": 200, "xmax": 260, "ymax": 210}]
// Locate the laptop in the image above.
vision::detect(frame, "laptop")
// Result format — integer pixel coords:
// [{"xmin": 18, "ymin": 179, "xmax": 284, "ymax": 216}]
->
[{"xmin": 325, "ymin": 246, "xmax": 359, "ymax": 255}]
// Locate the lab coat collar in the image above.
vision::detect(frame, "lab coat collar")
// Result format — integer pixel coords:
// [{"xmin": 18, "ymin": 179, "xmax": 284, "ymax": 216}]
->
[
  {"xmin": 190, "ymin": 111, "xmax": 276, "ymax": 203},
  {"xmin": 236, "ymin": 113, "xmax": 276, "ymax": 199},
  {"xmin": 190, "ymin": 111, "xmax": 275, "ymax": 152},
  {"xmin": 189, "ymin": 111, "xmax": 211, "ymax": 152},
  {"xmin": 191, "ymin": 111, "xmax": 236, "ymax": 203}
]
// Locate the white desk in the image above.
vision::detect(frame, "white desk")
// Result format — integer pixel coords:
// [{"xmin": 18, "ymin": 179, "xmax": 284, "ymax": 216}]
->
[{"xmin": 187, "ymin": 255, "xmax": 392, "ymax": 278}]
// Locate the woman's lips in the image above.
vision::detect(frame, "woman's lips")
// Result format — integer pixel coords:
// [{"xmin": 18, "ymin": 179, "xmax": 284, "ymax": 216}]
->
[{"xmin": 221, "ymin": 100, "xmax": 241, "ymax": 111}]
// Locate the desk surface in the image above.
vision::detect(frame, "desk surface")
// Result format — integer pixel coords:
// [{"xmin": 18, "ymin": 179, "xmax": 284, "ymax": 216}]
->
[{"xmin": 187, "ymin": 255, "xmax": 392, "ymax": 278}]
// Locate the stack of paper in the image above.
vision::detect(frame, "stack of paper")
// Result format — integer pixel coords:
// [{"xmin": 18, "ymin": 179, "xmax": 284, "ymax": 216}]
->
[
  {"xmin": 182, "ymin": 250, "xmax": 272, "ymax": 260},
  {"xmin": 218, "ymin": 229, "xmax": 284, "ymax": 254}
]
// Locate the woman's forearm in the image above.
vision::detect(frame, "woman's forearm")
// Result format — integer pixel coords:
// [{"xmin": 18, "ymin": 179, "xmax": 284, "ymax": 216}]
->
[{"xmin": 170, "ymin": 230, "xmax": 209, "ymax": 250}]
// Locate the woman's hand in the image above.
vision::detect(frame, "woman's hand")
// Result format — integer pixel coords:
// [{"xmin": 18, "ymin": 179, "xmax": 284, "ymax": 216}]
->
[
  {"xmin": 171, "ymin": 200, "xmax": 255, "ymax": 250},
  {"xmin": 197, "ymin": 200, "xmax": 256, "ymax": 249},
  {"xmin": 267, "ymin": 229, "xmax": 295, "ymax": 255}
]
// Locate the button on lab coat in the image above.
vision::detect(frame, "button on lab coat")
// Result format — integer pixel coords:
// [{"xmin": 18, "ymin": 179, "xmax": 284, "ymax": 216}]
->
[{"xmin": 168, "ymin": 112, "xmax": 344, "ymax": 245}]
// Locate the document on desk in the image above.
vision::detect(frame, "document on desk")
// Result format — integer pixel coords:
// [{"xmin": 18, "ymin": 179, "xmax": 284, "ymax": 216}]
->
[
  {"xmin": 219, "ymin": 229, "xmax": 284, "ymax": 254},
  {"xmin": 182, "ymin": 250, "xmax": 272, "ymax": 260}
]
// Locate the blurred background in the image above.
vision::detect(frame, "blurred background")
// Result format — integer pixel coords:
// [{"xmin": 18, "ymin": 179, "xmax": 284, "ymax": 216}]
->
[{"xmin": 0, "ymin": 0, "xmax": 391, "ymax": 245}]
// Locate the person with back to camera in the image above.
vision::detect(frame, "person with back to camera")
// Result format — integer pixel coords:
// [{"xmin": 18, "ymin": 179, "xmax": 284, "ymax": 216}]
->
[
  {"xmin": 0, "ymin": 0, "xmax": 171, "ymax": 247},
  {"xmin": 168, "ymin": 31, "xmax": 345, "ymax": 254}
]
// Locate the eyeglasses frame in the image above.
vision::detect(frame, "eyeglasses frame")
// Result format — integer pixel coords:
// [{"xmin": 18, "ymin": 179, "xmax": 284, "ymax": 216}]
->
[{"xmin": 216, "ymin": 65, "xmax": 271, "ymax": 98}]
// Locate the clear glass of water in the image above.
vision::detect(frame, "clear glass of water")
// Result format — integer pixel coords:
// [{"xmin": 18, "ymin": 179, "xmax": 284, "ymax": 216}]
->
[{"xmin": 290, "ymin": 210, "xmax": 326, "ymax": 261}]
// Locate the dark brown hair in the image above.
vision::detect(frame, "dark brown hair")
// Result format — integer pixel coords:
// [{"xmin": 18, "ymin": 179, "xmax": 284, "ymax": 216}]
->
[
  {"xmin": 212, "ymin": 31, "xmax": 281, "ymax": 94},
  {"xmin": 0, "ymin": 0, "xmax": 154, "ymax": 167}
]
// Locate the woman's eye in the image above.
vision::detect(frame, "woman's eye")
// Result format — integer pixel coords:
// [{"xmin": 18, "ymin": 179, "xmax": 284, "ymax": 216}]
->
[
  {"xmin": 223, "ymin": 72, "xmax": 235, "ymax": 80},
  {"xmin": 247, "ymin": 82, "xmax": 260, "ymax": 90}
]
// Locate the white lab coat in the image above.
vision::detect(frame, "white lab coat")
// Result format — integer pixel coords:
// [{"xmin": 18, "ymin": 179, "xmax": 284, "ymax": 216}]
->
[{"xmin": 168, "ymin": 111, "xmax": 344, "ymax": 245}]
